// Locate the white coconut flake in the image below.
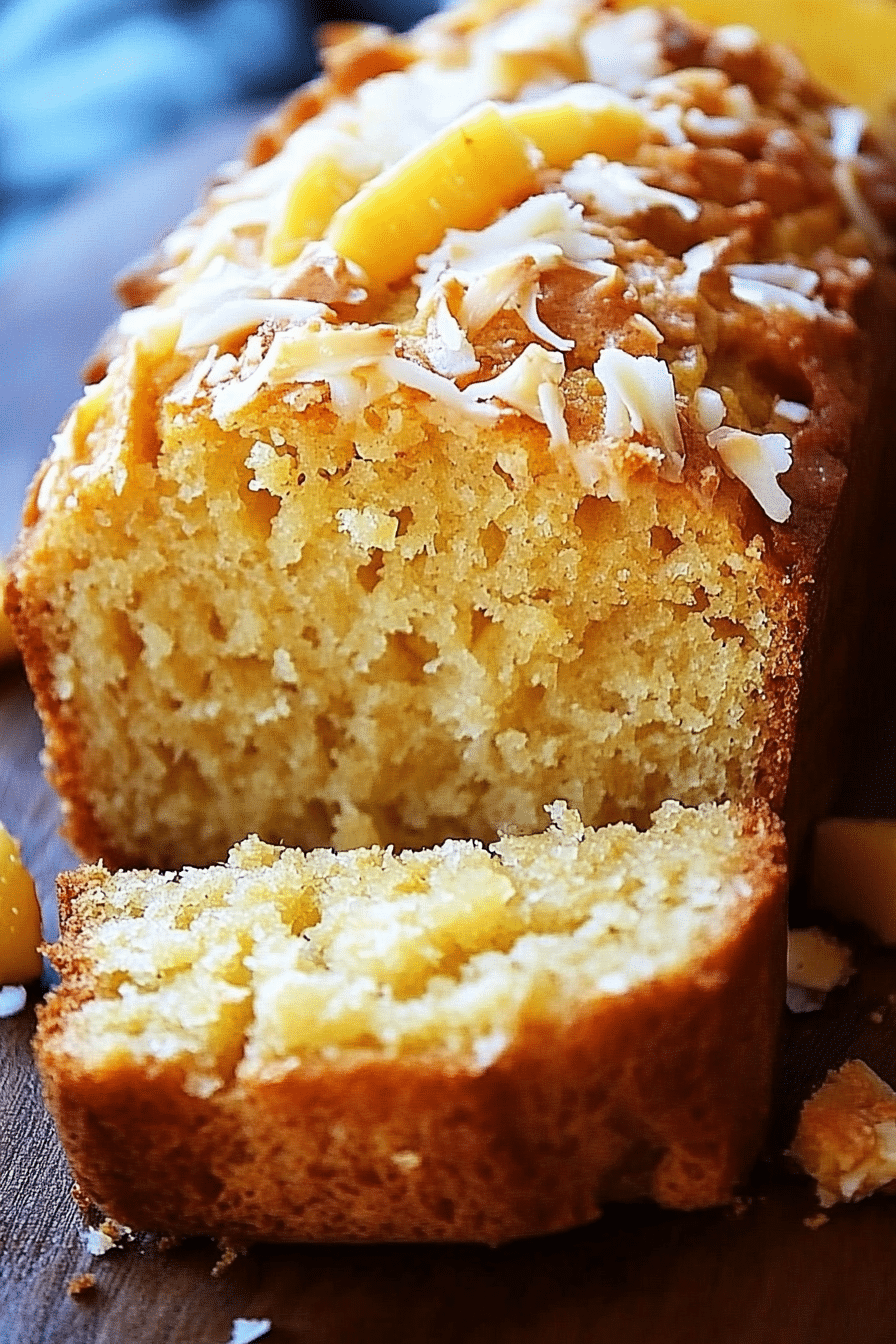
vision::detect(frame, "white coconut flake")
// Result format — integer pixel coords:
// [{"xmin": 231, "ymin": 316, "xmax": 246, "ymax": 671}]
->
[
  {"xmin": 416, "ymin": 192, "xmax": 614, "ymax": 349},
  {"xmin": 832, "ymin": 160, "xmax": 893, "ymax": 256},
  {"xmin": 0, "ymin": 985, "xmax": 27, "ymax": 1018},
  {"xmin": 774, "ymin": 398, "xmax": 811, "ymax": 424},
  {"xmin": 829, "ymin": 105, "xmax": 866, "ymax": 162},
  {"xmin": 693, "ymin": 386, "xmax": 726, "ymax": 432},
  {"xmin": 211, "ymin": 321, "xmax": 390, "ymax": 423},
  {"xmin": 171, "ymin": 345, "xmax": 222, "ymax": 406},
  {"xmin": 421, "ymin": 290, "xmax": 480, "ymax": 377},
  {"xmin": 672, "ymin": 237, "xmax": 728, "ymax": 296},
  {"xmin": 507, "ymin": 80, "xmax": 650, "ymax": 125},
  {"xmin": 178, "ymin": 299, "xmax": 329, "ymax": 351},
  {"xmin": 581, "ymin": 7, "xmax": 665, "ymax": 94},
  {"xmin": 463, "ymin": 345, "xmax": 568, "ymax": 447},
  {"xmin": 492, "ymin": 0, "xmax": 583, "ymax": 59},
  {"xmin": 707, "ymin": 426, "xmax": 793, "ymax": 522},
  {"xmin": 563, "ymin": 155, "xmax": 700, "ymax": 223},
  {"xmin": 711, "ymin": 23, "xmax": 761, "ymax": 54},
  {"xmin": 728, "ymin": 263, "xmax": 819, "ymax": 297},
  {"xmin": 210, "ymin": 317, "xmax": 509, "ymax": 428},
  {"xmin": 160, "ymin": 196, "xmax": 278, "ymax": 283},
  {"xmin": 381, "ymin": 355, "xmax": 501, "ymax": 426},
  {"xmin": 683, "ymin": 108, "xmax": 746, "ymax": 141},
  {"xmin": 727, "ymin": 264, "xmax": 826, "ymax": 319},
  {"xmin": 594, "ymin": 348, "xmax": 685, "ymax": 478}
]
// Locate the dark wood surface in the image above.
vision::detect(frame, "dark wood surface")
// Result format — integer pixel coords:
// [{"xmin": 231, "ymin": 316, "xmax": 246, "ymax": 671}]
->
[{"xmin": 2, "ymin": 113, "xmax": 896, "ymax": 1344}]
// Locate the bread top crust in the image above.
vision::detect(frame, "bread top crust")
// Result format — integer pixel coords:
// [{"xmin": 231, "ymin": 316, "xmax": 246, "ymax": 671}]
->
[{"xmin": 35, "ymin": 0, "xmax": 896, "ymax": 564}]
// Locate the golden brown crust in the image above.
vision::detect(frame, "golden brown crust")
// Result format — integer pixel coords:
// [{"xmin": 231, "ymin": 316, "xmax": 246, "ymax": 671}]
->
[{"xmin": 36, "ymin": 806, "xmax": 786, "ymax": 1244}]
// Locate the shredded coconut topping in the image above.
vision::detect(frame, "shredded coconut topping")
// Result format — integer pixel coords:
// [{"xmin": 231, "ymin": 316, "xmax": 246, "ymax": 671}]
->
[
  {"xmin": 694, "ymin": 387, "xmax": 726, "ymax": 433},
  {"xmin": 416, "ymin": 192, "xmax": 614, "ymax": 350},
  {"xmin": 672, "ymin": 238, "xmax": 728, "ymax": 296},
  {"xmin": 562, "ymin": 155, "xmax": 701, "ymax": 223},
  {"xmin": 707, "ymin": 427, "xmax": 793, "ymax": 522},
  {"xmin": 711, "ymin": 24, "xmax": 761, "ymax": 54},
  {"xmin": 580, "ymin": 7, "xmax": 665, "ymax": 93},
  {"xmin": 833, "ymin": 159, "xmax": 893, "ymax": 256},
  {"xmin": 594, "ymin": 349, "xmax": 685, "ymax": 479},
  {"xmin": 211, "ymin": 321, "xmax": 391, "ymax": 423},
  {"xmin": 829, "ymin": 105, "xmax": 866, "ymax": 163},
  {"xmin": 463, "ymin": 344, "xmax": 569, "ymax": 449},
  {"xmin": 774, "ymin": 398, "xmax": 811, "ymax": 424},
  {"xmin": 727, "ymin": 263, "xmax": 826, "ymax": 319},
  {"xmin": 74, "ymin": 0, "xmax": 893, "ymax": 530},
  {"xmin": 211, "ymin": 319, "xmax": 575, "ymax": 439}
]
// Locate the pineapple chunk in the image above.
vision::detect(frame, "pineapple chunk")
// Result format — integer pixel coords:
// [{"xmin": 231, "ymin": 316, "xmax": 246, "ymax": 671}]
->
[
  {"xmin": 0, "ymin": 823, "xmax": 41, "ymax": 985},
  {"xmin": 326, "ymin": 104, "xmax": 538, "ymax": 288},
  {"xmin": 812, "ymin": 818, "xmax": 896, "ymax": 945},
  {"xmin": 506, "ymin": 98, "xmax": 650, "ymax": 170},
  {"xmin": 266, "ymin": 157, "xmax": 365, "ymax": 266}
]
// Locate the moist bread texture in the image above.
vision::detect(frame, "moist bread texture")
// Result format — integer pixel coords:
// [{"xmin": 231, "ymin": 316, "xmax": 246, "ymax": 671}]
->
[
  {"xmin": 7, "ymin": 0, "xmax": 896, "ymax": 871},
  {"xmin": 36, "ymin": 800, "xmax": 787, "ymax": 1244}
]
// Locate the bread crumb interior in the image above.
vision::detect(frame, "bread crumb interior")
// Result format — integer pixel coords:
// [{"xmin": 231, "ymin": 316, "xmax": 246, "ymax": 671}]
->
[
  {"xmin": 62, "ymin": 801, "xmax": 755, "ymax": 1095},
  {"xmin": 37, "ymin": 378, "xmax": 778, "ymax": 867}
]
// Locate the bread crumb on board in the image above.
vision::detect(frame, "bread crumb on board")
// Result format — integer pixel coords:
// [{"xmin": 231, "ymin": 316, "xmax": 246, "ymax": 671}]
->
[
  {"xmin": 212, "ymin": 1242, "xmax": 248, "ymax": 1277},
  {"xmin": 66, "ymin": 1273, "xmax": 96, "ymax": 1299},
  {"xmin": 791, "ymin": 1060, "xmax": 896, "ymax": 1207},
  {"xmin": 81, "ymin": 1219, "xmax": 132, "ymax": 1256}
]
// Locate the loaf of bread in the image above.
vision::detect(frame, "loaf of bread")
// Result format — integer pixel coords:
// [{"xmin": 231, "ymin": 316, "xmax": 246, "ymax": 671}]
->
[
  {"xmin": 36, "ymin": 800, "xmax": 786, "ymax": 1243},
  {"xmin": 7, "ymin": 0, "xmax": 896, "ymax": 871}
]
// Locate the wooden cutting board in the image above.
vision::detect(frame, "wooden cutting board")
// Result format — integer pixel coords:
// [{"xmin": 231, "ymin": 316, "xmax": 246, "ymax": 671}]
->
[{"xmin": 2, "ymin": 111, "xmax": 895, "ymax": 1344}]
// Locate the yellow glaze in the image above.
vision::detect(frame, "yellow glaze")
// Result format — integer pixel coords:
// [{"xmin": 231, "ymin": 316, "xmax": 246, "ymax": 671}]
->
[
  {"xmin": 506, "ymin": 100, "xmax": 650, "ymax": 170},
  {"xmin": 266, "ymin": 156, "xmax": 366, "ymax": 265},
  {"xmin": 326, "ymin": 104, "xmax": 538, "ymax": 287},
  {"xmin": 0, "ymin": 823, "xmax": 42, "ymax": 984},
  {"xmin": 622, "ymin": 0, "xmax": 896, "ymax": 132}
]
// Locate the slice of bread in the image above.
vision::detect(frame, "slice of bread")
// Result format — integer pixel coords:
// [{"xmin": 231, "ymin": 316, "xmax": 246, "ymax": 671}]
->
[
  {"xmin": 7, "ymin": 0, "xmax": 896, "ymax": 870},
  {"xmin": 36, "ymin": 800, "xmax": 786, "ymax": 1244}
]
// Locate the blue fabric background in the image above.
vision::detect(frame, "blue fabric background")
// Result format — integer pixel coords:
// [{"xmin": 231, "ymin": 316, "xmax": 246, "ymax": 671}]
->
[{"xmin": 0, "ymin": 0, "xmax": 436, "ymax": 271}]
